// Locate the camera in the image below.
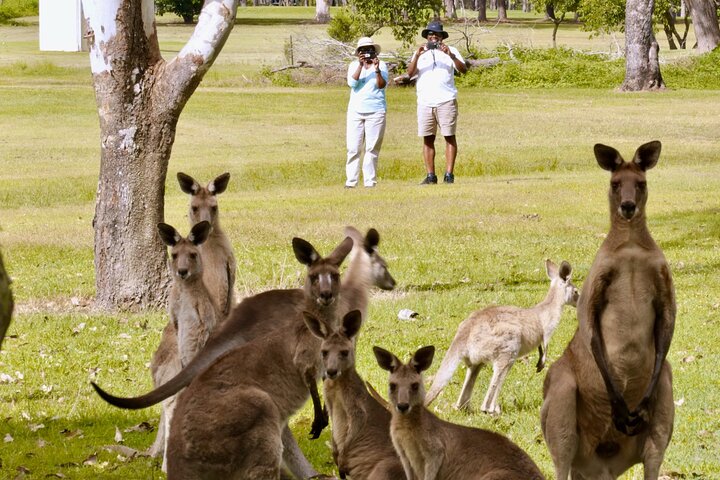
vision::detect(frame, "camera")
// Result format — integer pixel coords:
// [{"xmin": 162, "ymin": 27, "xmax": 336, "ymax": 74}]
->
[
  {"xmin": 426, "ymin": 41, "xmax": 438, "ymax": 50},
  {"xmin": 361, "ymin": 51, "xmax": 377, "ymax": 61}
]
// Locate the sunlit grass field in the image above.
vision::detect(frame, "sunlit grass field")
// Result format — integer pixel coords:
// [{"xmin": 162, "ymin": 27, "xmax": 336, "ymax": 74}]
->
[{"xmin": 0, "ymin": 7, "xmax": 718, "ymax": 479}]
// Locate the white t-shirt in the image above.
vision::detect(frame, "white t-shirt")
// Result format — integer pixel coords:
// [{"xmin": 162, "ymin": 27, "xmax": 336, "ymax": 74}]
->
[{"xmin": 411, "ymin": 46, "xmax": 464, "ymax": 107}]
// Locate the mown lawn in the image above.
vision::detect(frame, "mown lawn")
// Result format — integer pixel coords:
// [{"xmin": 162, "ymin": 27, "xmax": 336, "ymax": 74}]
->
[{"xmin": 0, "ymin": 8, "xmax": 718, "ymax": 480}]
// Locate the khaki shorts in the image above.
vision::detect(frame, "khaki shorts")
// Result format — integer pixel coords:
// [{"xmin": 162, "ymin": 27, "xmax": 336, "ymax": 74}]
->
[{"xmin": 417, "ymin": 99, "xmax": 458, "ymax": 137}]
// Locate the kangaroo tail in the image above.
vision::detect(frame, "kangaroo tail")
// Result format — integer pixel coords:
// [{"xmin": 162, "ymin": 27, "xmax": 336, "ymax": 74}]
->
[
  {"xmin": 425, "ymin": 340, "xmax": 463, "ymax": 406},
  {"xmin": 92, "ymin": 332, "xmax": 248, "ymax": 409}
]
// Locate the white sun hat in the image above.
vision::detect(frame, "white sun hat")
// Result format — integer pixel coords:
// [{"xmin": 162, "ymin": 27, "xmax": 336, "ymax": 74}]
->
[{"xmin": 355, "ymin": 37, "xmax": 381, "ymax": 55}]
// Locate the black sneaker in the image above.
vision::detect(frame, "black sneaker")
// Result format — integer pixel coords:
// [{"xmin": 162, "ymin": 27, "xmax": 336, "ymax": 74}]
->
[
  {"xmin": 420, "ymin": 173, "xmax": 438, "ymax": 185},
  {"xmin": 443, "ymin": 172, "xmax": 455, "ymax": 184}
]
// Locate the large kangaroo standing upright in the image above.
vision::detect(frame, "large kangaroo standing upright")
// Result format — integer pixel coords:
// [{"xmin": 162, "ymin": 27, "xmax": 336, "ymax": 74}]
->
[{"xmin": 541, "ymin": 141, "xmax": 676, "ymax": 479}]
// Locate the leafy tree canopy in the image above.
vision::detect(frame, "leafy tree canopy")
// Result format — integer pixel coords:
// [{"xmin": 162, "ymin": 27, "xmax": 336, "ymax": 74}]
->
[
  {"xmin": 579, "ymin": 0, "xmax": 684, "ymax": 34},
  {"xmin": 156, "ymin": 0, "xmax": 203, "ymax": 24},
  {"xmin": 346, "ymin": 0, "xmax": 443, "ymax": 47}
]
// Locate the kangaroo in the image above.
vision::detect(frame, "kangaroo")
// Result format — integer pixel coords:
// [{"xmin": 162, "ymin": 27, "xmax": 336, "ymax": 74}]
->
[
  {"xmin": 94, "ymin": 227, "xmax": 393, "ymax": 478},
  {"xmin": 541, "ymin": 141, "xmax": 675, "ymax": 479},
  {"xmin": 146, "ymin": 222, "xmax": 222, "ymax": 467},
  {"xmin": 374, "ymin": 345, "xmax": 545, "ymax": 480},
  {"xmin": 425, "ymin": 259, "xmax": 579, "ymax": 414},
  {"xmin": 177, "ymin": 171, "xmax": 236, "ymax": 316},
  {"xmin": 318, "ymin": 311, "xmax": 406, "ymax": 480},
  {"xmin": 164, "ymin": 240, "xmax": 355, "ymax": 479},
  {"xmin": 148, "ymin": 172, "xmax": 233, "ymax": 461}
]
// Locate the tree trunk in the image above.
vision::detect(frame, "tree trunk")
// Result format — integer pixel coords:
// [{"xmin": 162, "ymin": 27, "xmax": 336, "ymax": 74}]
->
[
  {"xmin": 82, "ymin": 0, "xmax": 238, "ymax": 310},
  {"xmin": 477, "ymin": 0, "xmax": 487, "ymax": 21},
  {"xmin": 622, "ymin": 0, "xmax": 665, "ymax": 91},
  {"xmin": 0, "ymin": 251, "xmax": 13, "ymax": 350},
  {"xmin": 686, "ymin": 0, "xmax": 720, "ymax": 52},
  {"xmin": 497, "ymin": 0, "xmax": 507, "ymax": 21},
  {"xmin": 445, "ymin": 0, "xmax": 457, "ymax": 18},
  {"xmin": 315, "ymin": 0, "xmax": 330, "ymax": 22}
]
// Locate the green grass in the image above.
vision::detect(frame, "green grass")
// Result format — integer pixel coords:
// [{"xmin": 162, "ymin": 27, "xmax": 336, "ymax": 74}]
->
[{"xmin": 1, "ymin": 8, "xmax": 720, "ymax": 480}]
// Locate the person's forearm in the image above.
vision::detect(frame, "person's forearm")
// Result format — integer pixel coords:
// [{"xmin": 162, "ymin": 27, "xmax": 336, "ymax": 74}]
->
[
  {"xmin": 407, "ymin": 57, "xmax": 419, "ymax": 77},
  {"xmin": 351, "ymin": 63, "xmax": 363, "ymax": 81},
  {"xmin": 448, "ymin": 53, "xmax": 467, "ymax": 74},
  {"xmin": 376, "ymin": 68, "xmax": 386, "ymax": 89}
]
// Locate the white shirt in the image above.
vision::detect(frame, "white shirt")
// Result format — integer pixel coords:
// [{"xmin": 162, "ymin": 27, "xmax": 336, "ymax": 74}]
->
[{"xmin": 411, "ymin": 46, "xmax": 464, "ymax": 107}]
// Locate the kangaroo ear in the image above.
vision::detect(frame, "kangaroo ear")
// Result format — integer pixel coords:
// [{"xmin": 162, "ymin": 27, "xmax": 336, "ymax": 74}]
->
[
  {"xmin": 327, "ymin": 237, "xmax": 354, "ymax": 267},
  {"xmin": 209, "ymin": 172, "xmax": 231, "ymax": 195},
  {"xmin": 293, "ymin": 238, "xmax": 320, "ymax": 266},
  {"xmin": 303, "ymin": 311, "xmax": 329, "ymax": 339},
  {"xmin": 342, "ymin": 310, "xmax": 363, "ymax": 340},
  {"xmin": 545, "ymin": 259, "xmax": 558, "ymax": 279},
  {"xmin": 411, "ymin": 346, "xmax": 435, "ymax": 373},
  {"xmin": 633, "ymin": 141, "xmax": 661, "ymax": 171},
  {"xmin": 189, "ymin": 221, "xmax": 212, "ymax": 246},
  {"xmin": 559, "ymin": 261, "xmax": 572, "ymax": 281},
  {"xmin": 177, "ymin": 172, "xmax": 200, "ymax": 195},
  {"xmin": 364, "ymin": 228, "xmax": 380, "ymax": 253},
  {"xmin": 373, "ymin": 346, "xmax": 400, "ymax": 373},
  {"xmin": 157, "ymin": 223, "xmax": 181, "ymax": 247},
  {"xmin": 594, "ymin": 144, "xmax": 624, "ymax": 172}
]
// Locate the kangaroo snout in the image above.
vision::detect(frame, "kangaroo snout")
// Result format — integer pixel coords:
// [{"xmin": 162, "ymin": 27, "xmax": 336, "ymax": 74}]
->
[
  {"xmin": 177, "ymin": 268, "xmax": 189, "ymax": 279},
  {"xmin": 396, "ymin": 402, "xmax": 410, "ymax": 414},
  {"xmin": 620, "ymin": 201, "xmax": 636, "ymax": 219},
  {"xmin": 325, "ymin": 368, "xmax": 339, "ymax": 379}
]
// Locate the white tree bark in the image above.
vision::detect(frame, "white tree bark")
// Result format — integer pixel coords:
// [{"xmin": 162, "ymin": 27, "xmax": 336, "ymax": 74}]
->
[
  {"xmin": 315, "ymin": 0, "xmax": 330, "ymax": 23},
  {"xmin": 81, "ymin": 0, "xmax": 238, "ymax": 309}
]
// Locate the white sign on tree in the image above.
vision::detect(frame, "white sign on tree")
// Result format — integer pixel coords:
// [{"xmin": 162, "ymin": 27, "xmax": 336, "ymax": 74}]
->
[{"xmin": 39, "ymin": 0, "xmax": 87, "ymax": 51}]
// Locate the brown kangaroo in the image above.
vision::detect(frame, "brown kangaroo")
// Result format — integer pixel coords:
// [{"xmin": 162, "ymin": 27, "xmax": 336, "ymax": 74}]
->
[
  {"xmin": 425, "ymin": 259, "xmax": 579, "ymax": 414},
  {"xmin": 147, "ymin": 222, "xmax": 222, "ymax": 467},
  {"xmin": 318, "ymin": 311, "xmax": 406, "ymax": 480},
  {"xmin": 374, "ymin": 345, "xmax": 545, "ymax": 480},
  {"xmin": 164, "ymin": 240, "xmax": 355, "ymax": 479},
  {"xmin": 177, "ymin": 171, "xmax": 236, "ymax": 316},
  {"xmin": 541, "ymin": 141, "xmax": 675, "ymax": 479}
]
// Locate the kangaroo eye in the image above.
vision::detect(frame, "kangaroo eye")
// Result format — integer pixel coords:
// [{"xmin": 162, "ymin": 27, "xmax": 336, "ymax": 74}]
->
[
  {"xmin": 171, "ymin": 253, "xmax": 178, "ymax": 260},
  {"xmin": 310, "ymin": 274, "xmax": 318, "ymax": 283},
  {"xmin": 389, "ymin": 383, "xmax": 397, "ymax": 392},
  {"xmin": 321, "ymin": 350, "xmax": 328, "ymax": 358},
  {"xmin": 637, "ymin": 181, "xmax": 647, "ymax": 191},
  {"xmin": 189, "ymin": 253, "xmax": 197, "ymax": 260},
  {"xmin": 340, "ymin": 350, "xmax": 349, "ymax": 358},
  {"xmin": 211, "ymin": 206, "xmax": 218, "ymax": 212},
  {"xmin": 331, "ymin": 273, "xmax": 340, "ymax": 281},
  {"xmin": 192, "ymin": 206, "xmax": 198, "ymax": 213},
  {"xmin": 411, "ymin": 383, "xmax": 419, "ymax": 391},
  {"xmin": 611, "ymin": 181, "xmax": 620, "ymax": 191}
]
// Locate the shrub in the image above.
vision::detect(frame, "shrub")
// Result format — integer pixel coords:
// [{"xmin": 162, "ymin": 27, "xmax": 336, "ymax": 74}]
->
[{"xmin": 0, "ymin": 0, "xmax": 39, "ymax": 23}]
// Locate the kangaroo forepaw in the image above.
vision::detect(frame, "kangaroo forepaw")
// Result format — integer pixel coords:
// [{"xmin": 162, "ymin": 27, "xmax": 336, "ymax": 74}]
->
[
  {"xmin": 309, "ymin": 414, "xmax": 329, "ymax": 439},
  {"xmin": 610, "ymin": 399, "xmax": 632, "ymax": 434}
]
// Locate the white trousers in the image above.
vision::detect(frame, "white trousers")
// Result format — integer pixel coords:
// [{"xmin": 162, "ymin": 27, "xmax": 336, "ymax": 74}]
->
[{"xmin": 346, "ymin": 110, "xmax": 386, "ymax": 187}]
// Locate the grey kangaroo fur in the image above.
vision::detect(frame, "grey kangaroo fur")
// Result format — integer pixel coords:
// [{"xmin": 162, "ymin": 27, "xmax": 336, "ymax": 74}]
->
[
  {"xmin": 425, "ymin": 259, "xmax": 579, "ymax": 414},
  {"xmin": 165, "ymin": 239, "xmax": 354, "ymax": 479},
  {"xmin": 374, "ymin": 345, "xmax": 545, "ymax": 480},
  {"xmin": 149, "ymin": 222, "xmax": 222, "ymax": 466},
  {"xmin": 148, "ymin": 172, "xmax": 235, "ymax": 461},
  {"xmin": 541, "ymin": 141, "xmax": 676, "ymax": 479},
  {"xmin": 93, "ymin": 228, "xmax": 393, "ymax": 478},
  {"xmin": 319, "ymin": 311, "xmax": 406, "ymax": 480},
  {"xmin": 177, "ymin": 171, "xmax": 236, "ymax": 316}
]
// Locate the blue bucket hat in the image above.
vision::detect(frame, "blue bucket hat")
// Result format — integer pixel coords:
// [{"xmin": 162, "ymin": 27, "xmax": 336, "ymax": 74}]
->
[{"xmin": 422, "ymin": 20, "xmax": 449, "ymax": 39}]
